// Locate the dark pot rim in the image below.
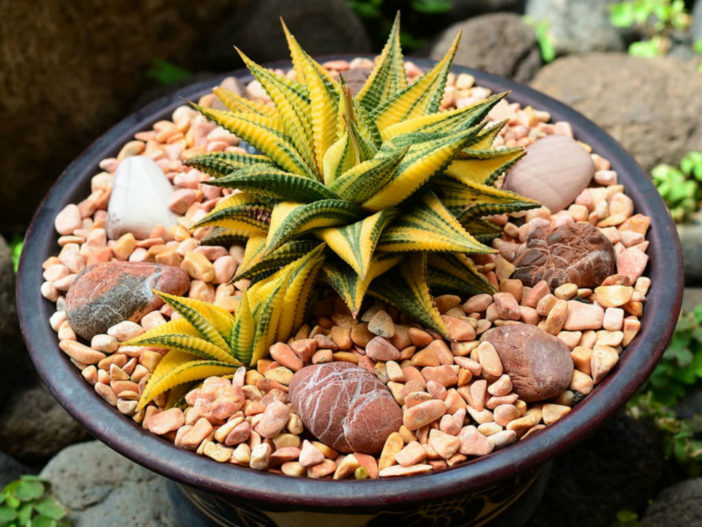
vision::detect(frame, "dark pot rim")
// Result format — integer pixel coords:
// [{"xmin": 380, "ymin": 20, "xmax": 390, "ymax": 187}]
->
[{"xmin": 17, "ymin": 55, "xmax": 683, "ymax": 510}]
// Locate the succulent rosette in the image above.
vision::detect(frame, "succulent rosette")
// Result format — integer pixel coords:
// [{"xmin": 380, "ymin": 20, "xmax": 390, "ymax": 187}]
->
[{"xmin": 125, "ymin": 15, "xmax": 539, "ymax": 409}]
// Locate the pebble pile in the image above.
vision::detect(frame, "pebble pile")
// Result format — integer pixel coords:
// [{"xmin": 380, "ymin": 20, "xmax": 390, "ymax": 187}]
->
[{"xmin": 42, "ymin": 58, "xmax": 649, "ymax": 480}]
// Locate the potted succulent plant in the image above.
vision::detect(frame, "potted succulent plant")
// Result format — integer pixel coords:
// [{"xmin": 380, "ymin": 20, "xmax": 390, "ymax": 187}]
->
[{"xmin": 17, "ymin": 15, "xmax": 682, "ymax": 527}]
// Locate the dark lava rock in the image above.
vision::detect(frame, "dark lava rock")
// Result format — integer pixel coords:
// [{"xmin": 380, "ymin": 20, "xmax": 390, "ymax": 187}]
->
[
  {"xmin": 289, "ymin": 362, "xmax": 402, "ymax": 454},
  {"xmin": 525, "ymin": 0, "xmax": 631, "ymax": 56},
  {"xmin": 0, "ymin": 377, "xmax": 90, "ymax": 462},
  {"xmin": 642, "ymin": 478, "xmax": 702, "ymax": 527},
  {"xmin": 531, "ymin": 53, "xmax": 702, "ymax": 172},
  {"xmin": 66, "ymin": 262, "xmax": 189, "ymax": 340},
  {"xmin": 528, "ymin": 412, "xmax": 664, "ymax": 527},
  {"xmin": 207, "ymin": 0, "xmax": 371, "ymax": 69},
  {"xmin": 512, "ymin": 222, "xmax": 615, "ymax": 289},
  {"xmin": 482, "ymin": 324, "xmax": 573, "ymax": 402},
  {"xmin": 429, "ymin": 13, "xmax": 542, "ymax": 83},
  {"xmin": 0, "ymin": 450, "xmax": 33, "ymax": 488}
]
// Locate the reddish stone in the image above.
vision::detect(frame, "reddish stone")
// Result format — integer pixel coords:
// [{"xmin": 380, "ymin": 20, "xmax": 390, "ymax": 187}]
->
[
  {"xmin": 289, "ymin": 362, "xmax": 402, "ymax": 454},
  {"xmin": 482, "ymin": 324, "xmax": 573, "ymax": 402},
  {"xmin": 512, "ymin": 222, "xmax": 615, "ymax": 289},
  {"xmin": 65, "ymin": 261, "xmax": 189, "ymax": 339}
]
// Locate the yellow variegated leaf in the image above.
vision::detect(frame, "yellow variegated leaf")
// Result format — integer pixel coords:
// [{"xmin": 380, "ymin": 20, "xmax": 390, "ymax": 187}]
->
[
  {"xmin": 123, "ymin": 317, "xmax": 200, "ymax": 343},
  {"xmin": 328, "ymin": 143, "xmax": 407, "ymax": 203},
  {"xmin": 213, "ymin": 86, "xmax": 277, "ymax": 117},
  {"xmin": 437, "ymin": 176, "xmax": 540, "ymax": 221},
  {"xmin": 153, "ymin": 291, "xmax": 231, "ymax": 351},
  {"xmin": 234, "ymin": 238, "xmax": 321, "ymax": 282},
  {"xmin": 318, "ymin": 209, "xmax": 396, "ymax": 278},
  {"xmin": 237, "ymin": 49, "xmax": 315, "ymax": 172},
  {"xmin": 230, "ymin": 291, "xmax": 255, "ymax": 365},
  {"xmin": 193, "ymin": 104, "xmax": 315, "ymax": 179},
  {"xmin": 377, "ymin": 192, "xmax": 494, "ymax": 254},
  {"xmin": 250, "ymin": 268, "xmax": 290, "ymax": 365},
  {"xmin": 321, "ymin": 253, "xmax": 402, "ymax": 317},
  {"xmin": 128, "ymin": 334, "xmax": 239, "ymax": 365},
  {"xmin": 363, "ymin": 127, "xmax": 481, "ymax": 210},
  {"xmin": 356, "ymin": 12, "xmax": 406, "ymax": 110},
  {"xmin": 193, "ymin": 196, "xmax": 272, "ymax": 235},
  {"xmin": 265, "ymin": 199, "xmax": 363, "ymax": 255},
  {"xmin": 446, "ymin": 147, "xmax": 525, "ymax": 186},
  {"xmin": 380, "ymin": 93, "xmax": 506, "ymax": 141},
  {"xmin": 137, "ymin": 350, "xmax": 238, "ymax": 410},
  {"xmin": 323, "ymin": 130, "xmax": 357, "ymax": 185},
  {"xmin": 369, "ymin": 253, "xmax": 448, "ymax": 336},
  {"xmin": 468, "ymin": 120, "xmax": 507, "ymax": 152},
  {"xmin": 277, "ymin": 244, "xmax": 325, "ymax": 341},
  {"xmin": 372, "ymin": 31, "xmax": 461, "ymax": 131}
]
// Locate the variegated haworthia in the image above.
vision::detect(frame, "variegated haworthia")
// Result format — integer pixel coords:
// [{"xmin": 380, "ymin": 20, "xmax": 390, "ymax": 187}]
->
[{"xmin": 129, "ymin": 15, "xmax": 539, "ymax": 409}]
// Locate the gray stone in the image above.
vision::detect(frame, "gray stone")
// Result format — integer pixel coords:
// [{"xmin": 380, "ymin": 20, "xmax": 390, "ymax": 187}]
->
[
  {"xmin": 430, "ymin": 13, "xmax": 542, "ymax": 83},
  {"xmin": 207, "ymin": 0, "xmax": 371, "ymax": 68},
  {"xmin": 528, "ymin": 412, "xmax": 663, "ymax": 527},
  {"xmin": 678, "ymin": 223, "xmax": 702, "ymax": 286},
  {"xmin": 525, "ymin": 0, "xmax": 630, "ymax": 56},
  {"xmin": 0, "ymin": 450, "xmax": 32, "ymax": 488},
  {"xmin": 693, "ymin": 0, "xmax": 702, "ymax": 44},
  {"xmin": 0, "ymin": 378, "xmax": 90, "ymax": 462},
  {"xmin": 106, "ymin": 156, "xmax": 179, "ymax": 240},
  {"xmin": 39, "ymin": 441, "xmax": 182, "ymax": 527},
  {"xmin": 642, "ymin": 478, "xmax": 702, "ymax": 527},
  {"xmin": 531, "ymin": 53, "xmax": 702, "ymax": 172}
]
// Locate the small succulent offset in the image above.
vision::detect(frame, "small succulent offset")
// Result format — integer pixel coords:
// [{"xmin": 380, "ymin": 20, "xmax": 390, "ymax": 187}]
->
[
  {"xmin": 652, "ymin": 151, "xmax": 702, "ymax": 223},
  {"xmin": 127, "ymin": 15, "xmax": 538, "ymax": 409},
  {"xmin": 0, "ymin": 476, "xmax": 69, "ymax": 527}
]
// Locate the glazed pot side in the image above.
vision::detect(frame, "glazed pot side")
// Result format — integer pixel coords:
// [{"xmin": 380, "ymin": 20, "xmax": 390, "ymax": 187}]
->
[{"xmin": 17, "ymin": 57, "xmax": 683, "ymax": 512}]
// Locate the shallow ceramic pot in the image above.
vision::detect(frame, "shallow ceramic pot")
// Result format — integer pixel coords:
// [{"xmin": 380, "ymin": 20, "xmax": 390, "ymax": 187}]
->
[{"xmin": 17, "ymin": 57, "xmax": 683, "ymax": 527}]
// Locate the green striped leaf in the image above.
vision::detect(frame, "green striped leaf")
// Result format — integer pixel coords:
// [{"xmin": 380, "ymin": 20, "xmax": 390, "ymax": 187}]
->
[
  {"xmin": 138, "ymin": 350, "xmax": 238, "ymax": 410},
  {"xmin": 318, "ymin": 209, "xmax": 397, "ymax": 278},
  {"xmin": 321, "ymin": 254, "xmax": 402, "ymax": 317},
  {"xmin": 446, "ymin": 147, "xmax": 525, "ymax": 186},
  {"xmin": 377, "ymin": 192, "xmax": 494, "ymax": 254},
  {"xmin": 208, "ymin": 165, "xmax": 338, "ymax": 202},
  {"xmin": 236, "ymin": 49, "xmax": 315, "ymax": 173},
  {"xmin": 369, "ymin": 253, "xmax": 447, "ymax": 336},
  {"xmin": 437, "ymin": 176, "xmax": 540, "ymax": 222},
  {"xmin": 427, "ymin": 253, "xmax": 496, "ymax": 296},
  {"xmin": 193, "ymin": 193, "xmax": 272, "ymax": 233},
  {"xmin": 184, "ymin": 151, "xmax": 273, "ymax": 178},
  {"xmin": 229, "ymin": 291, "xmax": 255, "ymax": 365},
  {"xmin": 460, "ymin": 217, "xmax": 504, "ymax": 243},
  {"xmin": 328, "ymin": 142, "xmax": 408, "ymax": 203},
  {"xmin": 249, "ymin": 268, "xmax": 290, "ymax": 365},
  {"xmin": 193, "ymin": 104, "xmax": 316, "ymax": 179},
  {"xmin": 355, "ymin": 12, "xmax": 407, "ymax": 111},
  {"xmin": 362, "ymin": 126, "xmax": 482, "ymax": 210},
  {"xmin": 233, "ymin": 238, "xmax": 321, "ymax": 281},
  {"xmin": 128, "ymin": 334, "xmax": 239, "ymax": 364},
  {"xmin": 323, "ymin": 130, "xmax": 357, "ymax": 185},
  {"xmin": 264, "ymin": 199, "xmax": 364, "ymax": 255},
  {"xmin": 198, "ymin": 227, "xmax": 248, "ymax": 248},
  {"xmin": 372, "ymin": 31, "xmax": 460, "ymax": 131}
]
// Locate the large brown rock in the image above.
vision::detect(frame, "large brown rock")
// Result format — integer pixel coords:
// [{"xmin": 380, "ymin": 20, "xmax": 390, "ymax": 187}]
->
[
  {"xmin": 531, "ymin": 53, "xmax": 702, "ymax": 171},
  {"xmin": 482, "ymin": 324, "xmax": 573, "ymax": 402},
  {"xmin": 429, "ymin": 13, "xmax": 542, "ymax": 83},
  {"xmin": 289, "ymin": 362, "xmax": 402, "ymax": 454},
  {"xmin": 512, "ymin": 222, "xmax": 615, "ymax": 289},
  {"xmin": 66, "ymin": 262, "xmax": 189, "ymax": 340}
]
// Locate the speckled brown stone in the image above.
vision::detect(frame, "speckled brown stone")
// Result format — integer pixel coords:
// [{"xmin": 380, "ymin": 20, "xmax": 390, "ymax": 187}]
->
[
  {"xmin": 65, "ymin": 262, "xmax": 189, "ymax": 339},
  {"xmin": 482, "ymin": 324, "xmax": 573, "ymax": 402},
  {"xmin": 512, "ymin": 222, "xmax": 615, "ymax": 289},
  {"xmin": 289, "ymin": 362, "xmax": 402, "ymax": 454}
]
